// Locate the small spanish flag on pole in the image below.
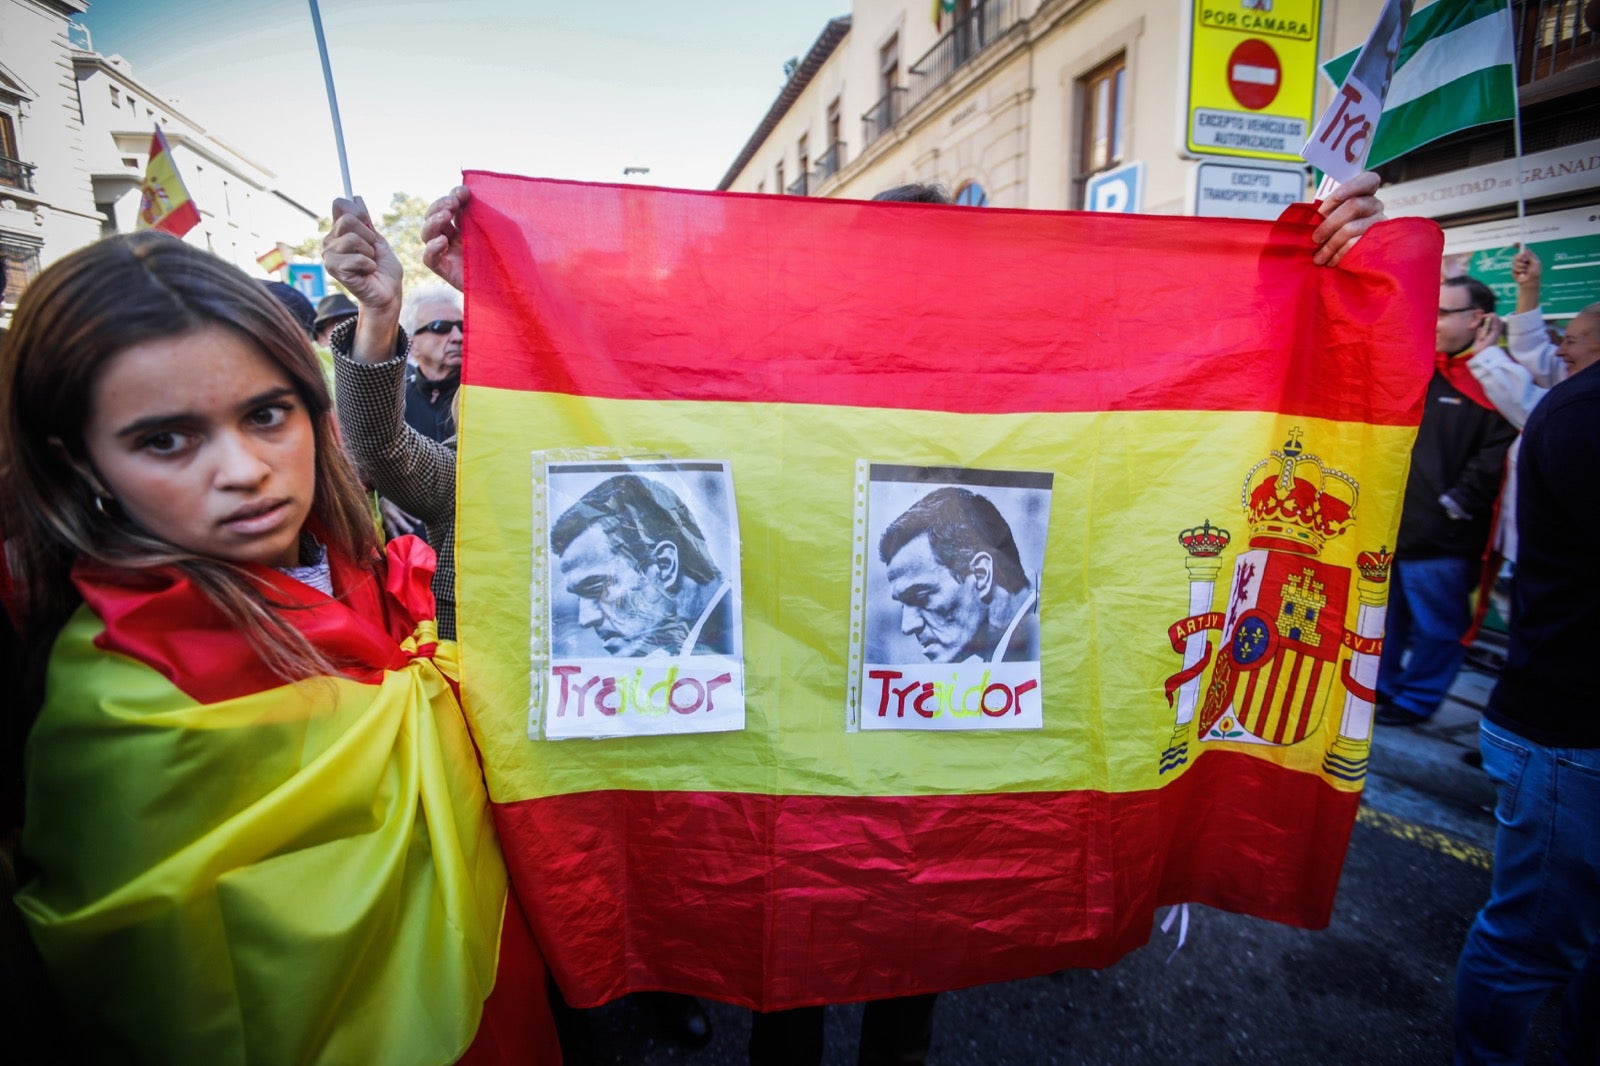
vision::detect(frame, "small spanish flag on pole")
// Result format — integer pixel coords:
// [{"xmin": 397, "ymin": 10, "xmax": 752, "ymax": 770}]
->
[
  {"xmin": 135, "ymin": 126, "xmax": 200, "ymax": 237},
  {"xmin": 256, "ymin": 243, "xmax": 289, "ymax": 275}
]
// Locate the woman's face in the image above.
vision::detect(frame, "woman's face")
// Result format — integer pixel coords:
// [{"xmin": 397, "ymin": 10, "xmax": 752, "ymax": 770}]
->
[{"xmin": 80, "ymin": 325, "xmax": 317, "ymax": 568}]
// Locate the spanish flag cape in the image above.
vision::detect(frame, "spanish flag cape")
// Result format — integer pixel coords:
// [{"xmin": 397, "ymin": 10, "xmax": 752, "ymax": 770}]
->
[
  {"xmin": 454, "ymin": 174, "xmax": 1443, "ymax": 1009},
  {"xmin": 15, "ymin": 537, "xmax": 557, "ymax": 1064}
]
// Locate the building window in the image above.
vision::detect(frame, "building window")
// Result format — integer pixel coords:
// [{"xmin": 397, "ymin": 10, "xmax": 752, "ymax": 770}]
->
[
  {"xmin": 776, "ymin": 159, "xmax": 785, "ymax": 196},
  {"xmin": 110, "ymin": 84, "xmax": 121, "ymax": 107},
  {"xmin": 1074, "ymin": 54, "xmax": 1127, "ymax": 208},
  {"xmin": 865, "ymin": 34, "xmax": 906, "ymax": 148},
  {"xmin": 1, "ymin": 237, "xmax": 41, "ymax": 306},
  {"xmin": 955, "ymin": 181, "xmax": 989, "ymax": 206},
  {"xmin": 817, "ymin": 99, "xmax": 847, "ymax": 182},
  {"xmin": 793, "ymin": 133, "xmax": 809, "ymax": 195},
  {"xmin": 880, "ymin": 34, "xmax": 900, "ymax": 99},
  {"xmin": 0, "ymin": 113, "xmax": 34, "ymax": 192}
]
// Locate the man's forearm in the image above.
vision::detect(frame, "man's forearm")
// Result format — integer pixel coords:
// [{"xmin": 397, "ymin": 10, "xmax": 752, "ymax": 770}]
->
[{"xmin": 350, "ymin": 305, "xmax": 401, "ymax": 366}]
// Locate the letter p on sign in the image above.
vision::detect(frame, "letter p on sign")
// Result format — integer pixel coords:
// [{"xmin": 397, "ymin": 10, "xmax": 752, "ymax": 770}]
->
[{"xmin": 1084, "ymin": 161, "xmax": 1145, "ymax": 214}]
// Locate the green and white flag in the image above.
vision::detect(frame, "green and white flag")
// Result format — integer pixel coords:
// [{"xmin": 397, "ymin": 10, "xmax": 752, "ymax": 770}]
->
[{"xmin": 1322, "ymin": 0, "xmax": 1516, "ymax": 170}]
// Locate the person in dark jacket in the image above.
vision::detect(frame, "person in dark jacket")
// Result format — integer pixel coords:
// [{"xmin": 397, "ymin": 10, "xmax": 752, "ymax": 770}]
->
[
  {"xmin": 1375, "ymin": 276, "xmax": 1517, "ymax": 726},
  {"xmin": 1453, "ymin": 313, "xmax": 1600, "ymax": 1064}
]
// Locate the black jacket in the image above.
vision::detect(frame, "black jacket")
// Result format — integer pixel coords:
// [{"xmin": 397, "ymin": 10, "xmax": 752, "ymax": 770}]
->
[
  {"xmin": 1396, "ymin": 367, "xmax": 1516, "ymax": 560},
  {"xmin": 1487, "ymin": 362, "xmax": 1600, "ymax": 747},
  {"xmin": 404, "ymin": 368, "xmax": 460, "ymax": 445}
]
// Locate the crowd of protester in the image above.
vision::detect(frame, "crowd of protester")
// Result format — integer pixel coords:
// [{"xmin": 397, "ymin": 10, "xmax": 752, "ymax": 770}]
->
[{"xmin": 1, "ymin": 165, "xmax": 1594, "ymax": 1066}]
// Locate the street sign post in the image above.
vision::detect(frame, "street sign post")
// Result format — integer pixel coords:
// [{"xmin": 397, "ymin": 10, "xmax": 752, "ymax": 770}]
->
[
  {"xmin": 1193, "ymin": 160, "xmax": 1308, "ymax": 220},
  {"xmin": 1085, "ymin": 161, "xmax": 1145, "ymax": 214},
  {"xmin": 1186, "ymin": 0, "xmax": 1322, "ymax": 163}
]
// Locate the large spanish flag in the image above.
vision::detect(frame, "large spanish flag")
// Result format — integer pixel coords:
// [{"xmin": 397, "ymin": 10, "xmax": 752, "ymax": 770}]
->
[
  {"xmin": 455, "ymin": 173, "xmax": 1441, "ymax": 1010},
  {"xmin": 16, "ymin": 539, "xmax": 556, "ymax": 1063}
]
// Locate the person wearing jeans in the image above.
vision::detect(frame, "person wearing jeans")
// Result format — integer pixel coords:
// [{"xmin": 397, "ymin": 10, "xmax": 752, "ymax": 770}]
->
[{"xmin": 1453, "ymin": 328, "xmax": 1600, "ymax": 1065}]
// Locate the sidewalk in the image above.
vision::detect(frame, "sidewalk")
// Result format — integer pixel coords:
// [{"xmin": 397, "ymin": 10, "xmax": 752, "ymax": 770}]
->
[{"xmin": 1366, "ymin": 632, "xmax": 1504, "ymax": 815}]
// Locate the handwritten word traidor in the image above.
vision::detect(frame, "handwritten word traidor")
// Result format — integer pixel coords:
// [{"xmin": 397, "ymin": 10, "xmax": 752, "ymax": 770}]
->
[
  {"xmin": 551, "ymin": 664, "xmax": 733, "ymax": 718},
  {"xmin": 867, "ymin": 668, "xmax": 1038, "ymax": 720}
]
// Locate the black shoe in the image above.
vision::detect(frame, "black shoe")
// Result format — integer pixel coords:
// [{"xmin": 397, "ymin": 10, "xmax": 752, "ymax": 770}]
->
[
  {"xmin": 1374, "ymin": 703, "xmax": 1429, "ymax": 727},
  {"xmin": 646, "ymin": 991, "xmax": 713, "ymax": 1049}
]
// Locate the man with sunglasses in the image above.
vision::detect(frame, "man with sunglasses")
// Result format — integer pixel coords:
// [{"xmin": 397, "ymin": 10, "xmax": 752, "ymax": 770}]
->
[
  {"xmin": 1374, "ymin": 276, "xmax": 1517, "ymax": 728},
  {"xmin": 401, "ymin": 286, "xmax": 465, "ymax": 444}
]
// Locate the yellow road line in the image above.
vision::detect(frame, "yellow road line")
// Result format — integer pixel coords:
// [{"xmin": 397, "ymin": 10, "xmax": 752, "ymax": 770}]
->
[{"xmin": 1356, "ymin": 805, "xmax": 1493, "ymax": 870}]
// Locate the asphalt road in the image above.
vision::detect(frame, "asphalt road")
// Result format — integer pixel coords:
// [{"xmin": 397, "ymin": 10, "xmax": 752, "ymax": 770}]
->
[{"xmin": 570, "ymin": 781, "xmax": 1562, "ymax": 1065}]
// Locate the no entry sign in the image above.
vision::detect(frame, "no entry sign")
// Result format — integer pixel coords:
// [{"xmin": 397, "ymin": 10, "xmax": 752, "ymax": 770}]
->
[
  {"xmin": 1187, "ymin": 0, "xmax": 1321, "ymax": 162},
  {"xmin": 1228, "ymin": 39, "xmax": 1282, "ymax": 110}
]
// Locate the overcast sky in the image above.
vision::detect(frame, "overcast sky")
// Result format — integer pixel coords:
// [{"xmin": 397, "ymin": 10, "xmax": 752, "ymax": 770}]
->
[{"xmin": 80, "ymin": 0, "xmax": 848, "ymax": 210}]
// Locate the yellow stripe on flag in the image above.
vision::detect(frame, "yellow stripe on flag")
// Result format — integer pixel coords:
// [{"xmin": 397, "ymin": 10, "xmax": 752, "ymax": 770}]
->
[{"xmin": 457, "ymin": 385, "xmax": 1413, "ymax": 803}]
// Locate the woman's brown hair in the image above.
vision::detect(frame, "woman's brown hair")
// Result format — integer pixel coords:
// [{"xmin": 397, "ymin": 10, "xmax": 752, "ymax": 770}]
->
[{"xmin": 0, "ymin": 231, "xmax": 380, "ymax": 688}]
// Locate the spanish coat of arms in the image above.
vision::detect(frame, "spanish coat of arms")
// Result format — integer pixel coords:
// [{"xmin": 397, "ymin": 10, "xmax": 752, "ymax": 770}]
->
[{"xmin": 1160, "ymin": 429, "xmax": 1393, "ymax": 783}]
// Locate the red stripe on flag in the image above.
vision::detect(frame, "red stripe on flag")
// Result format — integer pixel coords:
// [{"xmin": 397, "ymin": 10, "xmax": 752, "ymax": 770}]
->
[
  {"xmin": 461, "ymin": 173, "xmax": 1441, "ymax": 423},
  {"xmin": 1274, "ymin": 653, "xmax": 1306, "ymax": 744},
  {"xmin": 496, "ymin": 751, "xmax": 1358, "ymax": 1010},
  {"xmin": 154, "ymin": 197, "xmax": 201, "ymax": 239},
  {"xmin": 1295, "ymin": 660, "xmax": 1323, "ymax": 743}
]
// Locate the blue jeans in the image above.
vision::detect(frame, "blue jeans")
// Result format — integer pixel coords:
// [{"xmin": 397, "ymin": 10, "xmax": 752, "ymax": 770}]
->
[
  {"xmin": 1376, "ymin": 555, "xmax": 1475, "ymax": 719},
  {"xmin": 1454, "ymin": 719, "xmax": 1600, "ymax": 1065}
]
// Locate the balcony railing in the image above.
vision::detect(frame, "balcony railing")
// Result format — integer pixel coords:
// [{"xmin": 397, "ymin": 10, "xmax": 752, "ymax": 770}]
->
[
  {"xmin": 786, "ymin": 171, "xmax": 810, "ymax": 196},
  {"xmin": 861, "ymin": 87, "xmax": 908, "ymax": 151},
  {"xmin": 908, "ymin": 0, "xmax": 1024, "ymax": 107},
  {"xmin": 0, "ymin": 155, "xmax": 37, "ymax": 193},
  {"xmin": 1513, "ymin": 0, "xmax": 1599, "ymax": 85},
  {"xmin": 812, "ymin": 141, "xmax": 847, "ymax": 184}
]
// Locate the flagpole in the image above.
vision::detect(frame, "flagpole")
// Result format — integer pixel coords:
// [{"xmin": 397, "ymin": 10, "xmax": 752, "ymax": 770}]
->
[
  {"xmin": 1509, "ymin": 24, "xmax": 1526, "ymax": 247},
  {"xmin": 307, "ymin": 0, "xmax": 354, "ymax": 200}
]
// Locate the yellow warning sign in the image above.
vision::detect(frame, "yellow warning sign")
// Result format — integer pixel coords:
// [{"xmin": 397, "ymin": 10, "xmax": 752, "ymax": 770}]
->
[{"xmin": 1187, "ymin": 0, "xmax": 1322, "ymax": 162}]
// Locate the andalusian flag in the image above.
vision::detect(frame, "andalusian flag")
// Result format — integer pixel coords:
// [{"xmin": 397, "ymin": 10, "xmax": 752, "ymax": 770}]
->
[
  {"xmin": 16, "ymin": 541, "xmax": 557, "ymax": 1062},
  {"xmin": 135, "ymin": 125, "xmax": 201, "ymax": 237},
  {"xmin": 932, "ymin": 0, "xmax": 956, "ymax": 29},
  {"xmin": 455, "ymin": 173, "xmax": 1441, "ymax": 1008},
  {"xmin": 1323, "ymin": 0, "xmax": 1516, "ymax": 170}
]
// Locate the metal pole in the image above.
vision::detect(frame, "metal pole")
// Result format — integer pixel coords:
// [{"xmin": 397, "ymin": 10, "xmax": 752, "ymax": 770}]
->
[
  {"xmin": 307, "ymin": 0, "xmax": 354, "ymax": 199},
  {"xmin": 1510, "ymin": 33, "xmax": 1526, "ymax": 247}
]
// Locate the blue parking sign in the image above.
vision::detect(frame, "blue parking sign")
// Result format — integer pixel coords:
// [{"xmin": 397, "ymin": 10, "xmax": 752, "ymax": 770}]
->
[{"xmin": 1084, "ymin": 162, "xmax": 1145, "ymax": 214}]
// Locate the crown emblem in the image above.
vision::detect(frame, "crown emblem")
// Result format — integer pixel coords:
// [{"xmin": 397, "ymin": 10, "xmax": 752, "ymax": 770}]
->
[
  {"xmin": 1179, "ymin": 519, "xmax": 1231, "ymax": 557},
  {"xmin": 1239, "ymin": 428, "xmax": 1357, "ymax": 556},
  {"xmin": 1356, "ymin": 545, "xmax": 1394, "ymax": 583}
]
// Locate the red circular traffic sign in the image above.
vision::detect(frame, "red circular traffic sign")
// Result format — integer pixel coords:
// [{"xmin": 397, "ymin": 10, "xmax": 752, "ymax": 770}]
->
[{"xmin": 1227, "ymin": 39, "xmax": 1282, "ymax": 110}]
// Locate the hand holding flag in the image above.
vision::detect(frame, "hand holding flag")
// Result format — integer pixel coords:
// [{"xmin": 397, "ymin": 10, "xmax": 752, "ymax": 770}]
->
[
  {"xmin": 1311, "ymin": 170, "xmax": 1388, "ymax": 266},
  {"xmin": 323, "ymin": 197, "xmax": 402, "ymax": 316},
  {"xmin": 421, "ymin": 185, "xmax": 471, "ymax": 292}
]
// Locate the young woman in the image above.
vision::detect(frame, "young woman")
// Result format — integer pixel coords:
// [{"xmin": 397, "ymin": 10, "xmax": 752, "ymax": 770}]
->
[{"xmin": 1, "ymin": 232, "xmax": 556, "ymax": 1063}]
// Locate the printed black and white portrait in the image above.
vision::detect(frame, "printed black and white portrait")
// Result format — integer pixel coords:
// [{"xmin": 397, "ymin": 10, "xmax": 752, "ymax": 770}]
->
[
  {"xmin": 864, "ymin": 466, "xmax": 1053, "ymax": 666},
  {"xmin": 1349, "ymin": 0, "xmax": 1409, "ymax": 98},
  {"xmin": 547, "ymin": 461, "xmax": 741, "ymax": 660}
]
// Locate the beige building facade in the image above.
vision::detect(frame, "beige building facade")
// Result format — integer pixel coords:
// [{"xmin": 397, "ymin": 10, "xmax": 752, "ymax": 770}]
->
[
  {"xmin": 0, "ymin": 0, "xmax": 101, "ymax": 314},
  {"xmin": 721, "ymin": 0, "xmax": 1597, "ymax": 312},
  {"xmin": 0, "ymin": 0, "xmax": 318, "ymax": 324}
]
